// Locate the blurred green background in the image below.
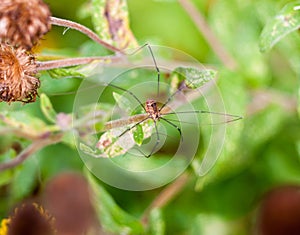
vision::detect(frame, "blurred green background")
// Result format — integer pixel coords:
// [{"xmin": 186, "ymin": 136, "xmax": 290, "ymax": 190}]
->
[{"xmin": 0, "ymin": 0, "xmax": 300, "ymax": 234}]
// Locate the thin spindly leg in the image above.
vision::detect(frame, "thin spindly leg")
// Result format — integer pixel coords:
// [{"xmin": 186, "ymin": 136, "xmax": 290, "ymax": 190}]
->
[
  {"xmin": 107, "ymin": 83, "xmax": 147, "ymax": 113},
  {"xmin": 162, "ymin": 110, "xmax": 243, "ymax": 124},
  {"xmin": 146, "ymin": 44, "xmax": 160, "ymax": 96},
  {"xmin": 102, "ymin": 117, "xmax": 149, "ymax": 156},
  {"xmin": 146, "ymin": 121, "xmax": 160, "ymax": 158},
  {"xmin": 128, "ymin": 43, "xmax": 160, "ymax": 96},
  {"xmin": 117, "ymin": 117, "xmax": 149, "ymax": 139},
  {"xmin": 160, "ymin": 117, "xmax": 183, "ymax": 141}
]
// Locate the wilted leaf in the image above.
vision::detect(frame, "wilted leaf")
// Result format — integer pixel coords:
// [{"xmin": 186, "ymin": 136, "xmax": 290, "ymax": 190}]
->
[
  {"xmin": 93, "ymin": 119, "xmax": 153, "ymax": 158},
  {"xmin": 91, "ymin": 0, "xmax": 138, "ymax": 49},
  {"xmin": 259, "ymin": 1, "xmax": 300, "ymax": 52},
  {"xmin": 86, "ymin": 172, "xmax": 145, "ymax": 234}
]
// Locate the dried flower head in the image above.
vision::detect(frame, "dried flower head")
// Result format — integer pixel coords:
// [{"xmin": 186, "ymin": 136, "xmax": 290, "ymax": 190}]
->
[
  {"xmin": 0, "ymin": 43, "xmax": 40, "ymax": 103},
  {"xmin": 0, "ymin": 0, "xmax": 51, "ymax": 49},
  {"xmin": 2, "ymin": 203, "xmax": 56, "ymax": 235}
]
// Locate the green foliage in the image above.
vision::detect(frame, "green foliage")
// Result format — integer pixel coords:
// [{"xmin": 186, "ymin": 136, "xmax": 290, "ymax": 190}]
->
[
  {"xmin": 113, "ymin": 92, "xmax": 134, "ymax": 115},
  {"xmin": 40, "ymin": 93, "xmax": 57, "ymax": 123},
  {"xmin": 259, "ymin": 1, "xmax": 300, "ymax": 52},
  {"xmin": 1, "ymin": 0, "xmax": 300, "ymax": 234},
  {"xmin": 170, "ymin": 67, "xmax": 217, "ymax": 91},
  {"xmin": 172, "ymin": 67, "xmax": 216, "ymax": 88},
  {"xmin": 148, "ymin": 208, "xmax": 165, "ymax": 235},
  {"xmin": 132, "ymin": 124, "xmax": 144, "ymax": 146},
  {"xmin": 10, "ymin": 157, "xmax": 38, "ymax": 201},
  {"xmin": 90, "ymin": 0, "xmax": 137, "ymax": 48},
  {"xmin": 87, "ymin": 172, "xmax": 145, "ymax": 234},
  {"xmin": 47, "ymin": 67, "xmax": 86, "ymax": 79}
]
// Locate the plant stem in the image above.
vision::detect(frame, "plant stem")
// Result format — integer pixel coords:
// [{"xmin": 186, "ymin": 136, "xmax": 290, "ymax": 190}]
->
[
  {"xmin": 0, "ymin": 133, "xmax": 63, "ymax": 172},
  {"xmin": 50, "ymin": 16, "xmax": 124, "ymax": 54},
  {"xmin": 178, "ymin": 0, "xmax": 237, "ymax": 70},
  {"xmin": 141, "ymin": 172, "xmax": 190, "ymax": 225},
  {"xmin": 36, "ymin": 55, "xmax": 123, "ymax": 71}
]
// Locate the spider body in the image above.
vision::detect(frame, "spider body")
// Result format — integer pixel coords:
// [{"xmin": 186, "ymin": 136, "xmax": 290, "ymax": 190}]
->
[{"xmin": 145, "ymin": 99, "xmax": 160, "ymax": 121}]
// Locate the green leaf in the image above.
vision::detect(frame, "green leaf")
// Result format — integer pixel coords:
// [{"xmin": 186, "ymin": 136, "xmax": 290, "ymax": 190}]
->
[
  {"xmin": 40, "ymin": 94, "xmax": 57, "ymax": 123},
  {"xmin": 133, "ymin": 124, "xmax": 144, "ymax": 146},
  {"xmin": 298, "ymin": 87, "xmax": 300, "ymax": 118},
  {"xmin": 192, "ymin": 69, "xmax": 246, "ymax": 190},
  {"xmin": 94, "ymin": 119, "xmax": 154, "ymax": 158},
  {"xmin": 10, "ymin": 157, "xmax": 38, "ymax": 201},
  {"xmin": 113, "ymin": 92, "xmax": 133, "ymax": 115},
  {"xmin": 148, "ymin": 208, "xmax": 165, "ymax": 235},
  {"xmin": 0, "ymin": 111, "xmax": 50, "ymax": 137},
  {"xmin": 91, "ymin": 0, "xmax": 110, "ymax": 43},
  {"xmin": 76, "ymin": 102, "xmax": 113, "ymax": 134},
  {"xmin": 189, "ymin": 214, "xmax": 230, "ymax": 235},
  {"xmin": 0, "ymin": 149, "xmax": 15, "ymax": 186},
  {"xmin": 91, "ymin": 0, "xmax": 138, "ymax": 49},
  {"xmin": 47, "ymin": 67, "xmax": 85, "ymax": 79},
  {"xmin": 86, "ymin": 172, "xmax": 145, "ymax": 234},
  {"xmin": 259, "ymin": 1, "xmax": 300, "ymax": 52},
  {"xmin": 170, "ymin": 67, "xmax": 217, "ymax": 92}
]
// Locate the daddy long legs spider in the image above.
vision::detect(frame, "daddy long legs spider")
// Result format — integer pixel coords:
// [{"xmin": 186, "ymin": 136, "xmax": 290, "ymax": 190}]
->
[{"xmin": 73, "ymin": 44, "xmax": 242, "ymax": 159}]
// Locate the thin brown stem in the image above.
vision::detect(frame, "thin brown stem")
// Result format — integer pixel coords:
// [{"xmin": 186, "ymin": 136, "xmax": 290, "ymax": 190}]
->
[
  {"xmin": 50, "ymin": 16, "xmax": 124, "ymax": 54},
  {"xmin": 36, "ymin": 55, "xmax": 123, "ymax": 71},
  {"xmin": 178, "ymin": 0, "xmax": 237, "ymax": 70},
  {"xmin": 103, "ymin": 114, "xmax": 149, "ymax": 131},
  {"xmin": 0, "ymin": 133, "xmax": 63, "ymax": 172},
  {"xmin": 141, "ymin": 172, "xmax": 190, "ymax": 225}
]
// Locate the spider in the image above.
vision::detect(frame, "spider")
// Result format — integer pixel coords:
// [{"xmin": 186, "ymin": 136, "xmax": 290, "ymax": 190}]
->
[{"xmin": 88, "ymin": 44, "xmax": 242, "ymax": 158}]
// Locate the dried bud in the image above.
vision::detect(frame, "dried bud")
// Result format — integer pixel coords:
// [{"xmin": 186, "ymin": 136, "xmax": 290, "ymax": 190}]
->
[
  {"xmin": 0, "ymin": 0, "xmax": 51, "ymax": 49},
  {"xmin": 6, "ymin": 203, "xmax": 55, "ymax": 235},
  {"xmin": 0, "ymin": 43, "xmax": 40, "ymax": 103}
]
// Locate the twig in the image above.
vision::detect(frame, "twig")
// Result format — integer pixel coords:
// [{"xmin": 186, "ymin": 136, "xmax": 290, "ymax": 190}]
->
[
  {"xmin": 0, "ymin": 133, "xmax": 63, "ymax": 172},
  {"xmin": 178, "ymin": 0, "xmax": 237, "ymax": 70},
  {"xmin": 50, "ymin": 16, "xmax": 124, "ymax": 54},
  {"xmin": 36, "ymin": 55, "xmax": 123, "ymax": 71},
  {"xmin": 141, "ymin": 172, "xmax": 190, "ymax": 224}
]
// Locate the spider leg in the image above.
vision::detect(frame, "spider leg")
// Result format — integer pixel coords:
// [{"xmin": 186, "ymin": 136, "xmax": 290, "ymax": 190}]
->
[
  {"xmin": 100, "ymin": 116, "xmax": 149, "ymax": 157},
  {"xmin": 160, "ymin": 117, "xmax": 183, "ymax": 141},
  {"xmin": 127, "ymin": 43, "xmax": 160, "ymax": 97},
  {"xmin": 146, "ymin": 44, "xmax": 160, "ymax": 97},
  {"xmin": 145, "ymin": 121, "xmax": 160, "ymax": 158},
  {"xmin": 117, "ymin": 117, "xmax": 149, "ymax": 138},
  {"xmin": 107, "ymin": 83, "xmax": 147, "ymax": 113},
  {"xmin": 163, "ymin": 110, "xmax": 242, "ymax": 124}
]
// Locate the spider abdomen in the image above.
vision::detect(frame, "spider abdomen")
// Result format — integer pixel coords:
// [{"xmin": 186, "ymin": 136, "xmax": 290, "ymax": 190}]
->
[{"xmin": 145, "ymin": 99, "xmax": 160, "ymax": 121}]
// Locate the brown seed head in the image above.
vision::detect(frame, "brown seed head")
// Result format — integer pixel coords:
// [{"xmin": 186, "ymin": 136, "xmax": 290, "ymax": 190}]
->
[
  {"xmin": 0, "ymin": 43, "xmax": 40, "ymax": 103},
  {"xmin": 7, "ymin": 203, "xmax": 56, "ymax": 235},
  {"xmin": 0, "ymin": 0, "xmax": 51, "ymax": 49}
]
